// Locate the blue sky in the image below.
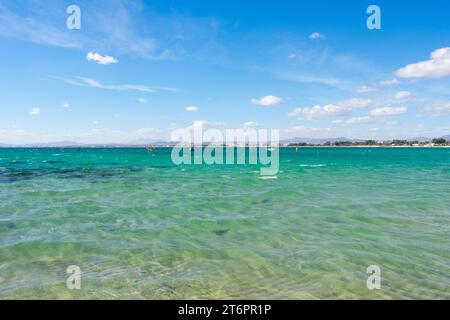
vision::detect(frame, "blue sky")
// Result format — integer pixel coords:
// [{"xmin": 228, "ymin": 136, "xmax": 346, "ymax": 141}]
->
[{"xmin": 1, "ymin": 0, "xmax": 450, "ymax": 143}]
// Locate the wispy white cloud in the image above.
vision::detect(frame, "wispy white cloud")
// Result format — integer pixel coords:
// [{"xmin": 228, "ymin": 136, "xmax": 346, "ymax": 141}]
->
[
  {"xmin": 29, "ymin": 107, "xmax": 40, "ymax": 115},
  {"xmin": 86, "ymin": 52, "xmax": 118, "ymax": 65},
  {"xmin": 276, "ymin": 71, "xmax": 343, "ymax": 86},
  {"xmin": 422, "ymin": 102, "xmax": 450, "ymax": 117},
  {"xmin": 288, "ymin": 98, "xmax": 372, "ymax": 120},
  {"xmin": 185, "ymin": 120, "xmax": 224, "ymax": 131},
  {"xmin": 75, "ymin": 77, "xmax": 157, "ymax": 92},
  {"xmin": 338, "ymin": 98, "xmax": 373, "ymax": 109},
  {"xmin": 309, "ymin": 32, "xmax": 326, "ymax": 40},
  {"xmin": 0, "ymin": 1, "xmax": 221, "ymax": 61},
  {"xmin": 52, "ymin": 76, "xmax": 179, "ymax": 93},
  {"xmin": 334, "ymin": 116, "xmax": 373, "ymax": 125},
  {"xmin": 287, "ymin": 104, "xmax": 340, "ymax": 119},
  {"xmin": 357, "ymin": 85, "xmax": 376, "ymax": 93},
  {"xmin": 0, "ymin": 128, "xmax": 53, "ymax": 144},
  {"xmin": 243, "ymin": 121, "xmax": 259, "ymax": 129},
  {"xmin": 62, "ymin": 102, "xmax": 70, "ymax": 108},
  {"xmin": 370, "ymin": 107, "xmax": 408, "ymax": 117},
  {"xmin": 396, "ymin": 47, "xmax": 450, "ymax": 78},
  {"xmin": 345, "ymin": 116, "xmax": 372, "ymax": 125},
  {"xmin": 135, "ymin": 127, "xmax": 160, "ymax": 137},
  {"xmin": 288, "ymin": 98, "xmax": 373, "ymax": 120},
  {"xmin": 251, "ymin": 95, "xmax": 283, "ymax": 107},
  {"xmin": 378, "ymin": 78, "xmax": 400, "ymax": 86},
  {"xmin": 0, "ymin": 3, "xmax": 84, "ymax": 49},
  {"xmin": 186, "ymin": 105, "xmax": 198, "ymax": 112},
  {"xmin": 393, "ymin": 91, "xmax": 413, "ymax": 100}
]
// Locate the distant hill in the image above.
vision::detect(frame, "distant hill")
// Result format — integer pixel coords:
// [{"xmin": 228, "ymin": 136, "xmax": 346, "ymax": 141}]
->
[
  {"xmin": 280, "ymin": 137, "xmax": 361, "ymax": 145},
  {"xmin": 441, "ymin": 135, "xmax": 450, "ymax": 141},
  {"xmin": 407, "ymin": 137, "xmax": 432, "ymax": 142}
]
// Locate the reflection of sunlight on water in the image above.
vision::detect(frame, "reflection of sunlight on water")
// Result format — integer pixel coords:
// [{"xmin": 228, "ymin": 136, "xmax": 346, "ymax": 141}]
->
[{"xmin": 299, "ymin": 164, "xmax": 326, "ymax": 167}]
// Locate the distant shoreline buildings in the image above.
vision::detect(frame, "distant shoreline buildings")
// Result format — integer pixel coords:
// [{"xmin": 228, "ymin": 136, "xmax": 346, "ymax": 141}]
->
[{"xmin": 285, "ymin": 138, "xmax": 450, "ymax": 147}]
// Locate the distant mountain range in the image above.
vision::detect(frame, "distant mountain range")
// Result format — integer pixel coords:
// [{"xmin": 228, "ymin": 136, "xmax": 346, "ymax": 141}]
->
[
  {"xmin": 0, "ymin": 135, "xmax": 449, "ymax": 147},
  {"xmin": 405, "ymin": 137, "xmax": 434, "ymax": 142}
]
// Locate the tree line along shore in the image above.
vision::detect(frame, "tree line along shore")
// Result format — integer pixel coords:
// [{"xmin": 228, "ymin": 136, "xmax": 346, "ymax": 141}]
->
[{"xmin": 286, "ymin": 138, "xmax": 450, "ymax": 147}]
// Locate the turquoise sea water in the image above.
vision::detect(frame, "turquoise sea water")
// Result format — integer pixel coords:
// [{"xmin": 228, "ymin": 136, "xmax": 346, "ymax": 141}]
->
[{"xmin": 0, "ymin": 147, "xmax": 449, "ymax": 299}]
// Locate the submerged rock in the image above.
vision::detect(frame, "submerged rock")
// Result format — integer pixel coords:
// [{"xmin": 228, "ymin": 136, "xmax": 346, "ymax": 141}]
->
[{"xmin": 213, "ymin": 229, "xmax": 229, "ymax": 236}]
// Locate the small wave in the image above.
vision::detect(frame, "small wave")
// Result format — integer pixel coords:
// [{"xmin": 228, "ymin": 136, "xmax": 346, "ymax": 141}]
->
[
  {"xmin": 258, "ymin": 176, "xmax": 278, "ymax": 180},
  {"xmin": 299, "ymin": 164, "xmax": 326, "ymax": 167}
]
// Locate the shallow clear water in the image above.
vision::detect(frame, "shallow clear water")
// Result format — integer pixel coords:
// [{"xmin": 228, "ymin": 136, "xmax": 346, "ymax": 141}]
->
[{"xmin": 0, "ymin": 147, "xmax": 449, "ymax": 299}]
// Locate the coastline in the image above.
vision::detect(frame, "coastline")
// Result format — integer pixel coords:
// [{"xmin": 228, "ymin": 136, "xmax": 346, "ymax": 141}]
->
[{"xmin": 1, "ymin": 145, "xmax": 450, "ymax": 149}]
